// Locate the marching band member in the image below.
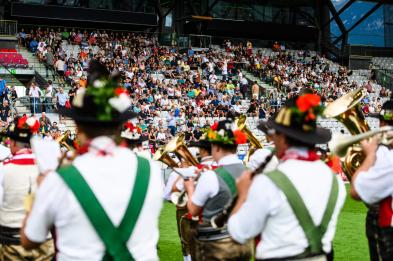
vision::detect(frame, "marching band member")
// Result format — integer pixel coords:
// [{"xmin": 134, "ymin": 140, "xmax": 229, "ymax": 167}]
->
[
  {"xmin": 0, "ymin": 116, "xmax": 54, "ymax": 260},
  {"xmin": 20, "ymin": 61, "xmax": 163, "ymax": 260},
  {"xmin": 171, "ymin": 136, "xmax": 217, "ymax": 261},
  {"xmin": 350, "ymin": 100, "xmax": 393, "ymax": 261},
  {"xmin": 184, "ymin": 119, "xmax": 253, "ymax": 261},
  {"xmin": 120, "ymin": 121, "xmax": 151, "ymax": 159},
  {"xmin": 228, "ymin": 94, "xmax": 346, "ymax": 260}
]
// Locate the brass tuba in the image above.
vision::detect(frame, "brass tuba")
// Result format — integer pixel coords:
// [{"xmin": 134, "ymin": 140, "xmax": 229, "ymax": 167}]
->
[
  {"xmin": 236, "ymin": 115, "xmax": 263, "ymax": 162},
  {"xmin": 323, "ymin": 88, "xmax": 369, "ymax": 180},
  {"xmin": 56, "ymin": 130, "xmax": 72, "ymax": 151},
  {"xmin": 163, "ymin": 133, "xmax": 199, "ymax": 166}
]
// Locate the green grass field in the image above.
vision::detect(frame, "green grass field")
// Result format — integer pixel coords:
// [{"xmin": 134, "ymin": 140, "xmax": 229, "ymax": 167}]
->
[{"xmin": 158, "ymin": 186, "xmax": 369, "ymax": 261}]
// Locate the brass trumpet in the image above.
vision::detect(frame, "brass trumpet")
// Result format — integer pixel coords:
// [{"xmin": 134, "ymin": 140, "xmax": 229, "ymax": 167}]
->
[
  {"xmin": 324, "ymin": 88, "xmax": 369, "ymax": 180},
  {"xmin": 236, "ymin": 115, "xmax": 263, "ymax": 162}
]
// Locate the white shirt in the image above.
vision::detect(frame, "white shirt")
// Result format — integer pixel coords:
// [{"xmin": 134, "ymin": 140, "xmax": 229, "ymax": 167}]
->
[
  {"xmin": 45, "ymin": 85, "xmax": 53, "ymax": 98},
  {"xmin": 29, "ymin": 87, "xmax": 41, "ymax": 98},
  {"xmin": 192, "ymin": 154, "xmax": 242, "ymax": 207},
  {"xmin": 25, "ymin": 137, "xmax": 163, "ymax": 261},
  {"xmin": 228, "ymin": 149, "xmax": 346, "ymax": 259},
  {"xmin": 355, "ymin": 146, "xmax": 393, "ymax": 204}
]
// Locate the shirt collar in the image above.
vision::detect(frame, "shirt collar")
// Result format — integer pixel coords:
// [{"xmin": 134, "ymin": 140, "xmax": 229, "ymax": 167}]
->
[
  {"xmin": 15, "ymin": 148, "xmax": 33, "ymax": 155},
  {"xmin": 201, "ymin": 155, "xmax": 214, "ymax": 163},
  {"xmin": 285, "ymin": 146, "xmax": 309, "ymax": 157},
  {"xmin": 218, "ymin": 154, "xmax": 242, "ymax": 166},
  {"xmin": 88, "ymin": 136, "xmax": 117, "ymax": 156}
]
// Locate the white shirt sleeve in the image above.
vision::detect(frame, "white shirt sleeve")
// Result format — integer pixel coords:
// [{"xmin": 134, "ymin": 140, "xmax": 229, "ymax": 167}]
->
[
  {"xmin": 24, "ymin": 171, "xmax": 63, "ymax": 243},
  {"xmin": 228, "ymin": 175, "xmax": 282, "ymax": 244},
  {"xmin": 0, "ymin": 168, "xmax": 3, "ymax": 207},
  {"xmin": 163, "ymin": 171, "xmax": 179, "ymax": 201},
  {"xmin": 192, "ymin": 170, "xmax": 219, "ymax": 207},
  {"xmin": 354, "ymin": 146, "xmax": 393, "ymax": 204}
]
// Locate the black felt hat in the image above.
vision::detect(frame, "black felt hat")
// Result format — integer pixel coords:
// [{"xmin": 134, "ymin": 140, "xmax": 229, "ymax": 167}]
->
[
  {"xmin": 189, "ymin": 136, "xmax": 211, "ymax": 151},
  {"xmin": 60, "ymin": 61, "xmax": 137, "ymax": 126},
  {"xmin": 258, "ymin": 94, "xmax": 331, "ymax": 145},
  {"xmin": 1, "ymin": 116, "xmax": 40, "ymax": 143}
]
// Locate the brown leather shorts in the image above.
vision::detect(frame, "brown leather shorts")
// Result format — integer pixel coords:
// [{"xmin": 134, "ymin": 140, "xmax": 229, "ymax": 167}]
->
[{"xmin": 193, "ymin": 236, "xmax": 253, "ymax": 261}]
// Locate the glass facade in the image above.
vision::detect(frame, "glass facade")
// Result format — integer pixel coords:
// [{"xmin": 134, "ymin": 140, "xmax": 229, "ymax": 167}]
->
[
  {"xmin": 331, "ymin": 1, "xmax": 387, "ymax": 47},
  {"xmin": 209, "ymin": 0, "xmax": 315, "ymax": 26},
  {"xmin": 384, "ymin": 5, "xmax": 393, "ymax": 47}
]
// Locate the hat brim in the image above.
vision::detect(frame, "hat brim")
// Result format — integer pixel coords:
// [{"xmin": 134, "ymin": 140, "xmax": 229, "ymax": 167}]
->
[
  {"xmin": 189, "ymin": 140, "xmax": 211, "ymax": 150},
  {"xmin": 258, "ymin": 118, "xmax": 331, "ymax": 145},
  {"xmin": 0, "ymin": 131, "xmax": 31, "ymax": 143},
  {"xmin": 60, "ymin": 107, "xmax": 138, "ymax": 126},
  {"xmin": 123, "ymin": 135, "xmax": 149, "ymax": 143}
]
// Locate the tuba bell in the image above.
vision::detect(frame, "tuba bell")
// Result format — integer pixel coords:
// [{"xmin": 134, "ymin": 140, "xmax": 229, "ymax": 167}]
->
[
  {"xmin": 163, "ymin": 133, "xmax": 199, "ymax": 166},
  {"xmin": 323, "ymin": 88, "xmax": 369, "ymax": 180},
  {"xmin": 153, "ymin": 147, "xmax": 178, "ymax": 168},
  {"xmin": 236, "ymin": 115, "xmax": 263, "ymax": 162}
]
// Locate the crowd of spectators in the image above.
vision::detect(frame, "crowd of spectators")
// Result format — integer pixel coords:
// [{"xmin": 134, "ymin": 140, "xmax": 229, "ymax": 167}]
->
[{"xmin": 14, "ymin": 26, "xmax": 391, "ymax": 148}]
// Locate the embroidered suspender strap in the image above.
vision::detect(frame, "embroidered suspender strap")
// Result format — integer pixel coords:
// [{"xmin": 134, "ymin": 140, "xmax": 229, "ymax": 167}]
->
[
  {"xmin": 215, "ymin": 167, "xmax": 237, "ymax": 197},
  {"xmin": 57, "ymin": 156, "xmax": 150, "ymax": 261},
  {"xmin": 264, "ymin": 170, "xmax": 339, "ymax": 254}
]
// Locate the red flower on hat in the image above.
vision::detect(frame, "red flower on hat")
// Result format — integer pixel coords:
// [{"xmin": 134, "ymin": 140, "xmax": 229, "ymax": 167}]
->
[
  {"xmin": 17, "ymin": 116, "xmax": 40, "ymax": 134},
  {"xmin": 233, "ymin": 130, "xmax": 247, "ymax": 145},
  {"xmin": 211, "ymin": 122, "xmax": 219, "ymax": 131},
  {"xmin": 124, "ymin": 121, "xmax": 141, "ymax": 134},
  {"xmin": 17, "ymin": 116, "xmax": 28, "ymax": 129},
  {"xmin": 296, "ymin": 94, "xmax": 321, "ymax": 112},
  {"xmin": 115, "ymin": 87, "xmax": 129, "ymax": 96}
]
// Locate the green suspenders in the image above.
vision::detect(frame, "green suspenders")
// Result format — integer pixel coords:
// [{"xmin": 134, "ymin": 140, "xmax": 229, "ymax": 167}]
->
[
  {"xmin": 215, "ymin": 167, "xmax": 237, "ymax": 197},
  {"xmin": 57, "ymin": 156, "xmax": 150, "ymax": 261},
  {"xmin": 264, "ymin": 170, "xmax": 339, "ymax": 254}
]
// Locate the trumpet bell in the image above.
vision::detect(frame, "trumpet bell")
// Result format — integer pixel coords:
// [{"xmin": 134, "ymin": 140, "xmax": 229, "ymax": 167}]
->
[{"xmin": 170, "ymin": 191, "xmax": 188, "ymax": 208}]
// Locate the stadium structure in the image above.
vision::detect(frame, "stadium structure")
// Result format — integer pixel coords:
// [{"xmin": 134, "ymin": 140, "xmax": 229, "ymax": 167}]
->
[{"xmin": 0, "ymin": 0, "xmax": 391, "ymax": 140}]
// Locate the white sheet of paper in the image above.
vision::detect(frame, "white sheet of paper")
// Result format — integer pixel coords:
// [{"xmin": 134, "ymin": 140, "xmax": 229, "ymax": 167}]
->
[{"xmin": 31, "ymin": 137, "xmax": 61, "ymax": 173}]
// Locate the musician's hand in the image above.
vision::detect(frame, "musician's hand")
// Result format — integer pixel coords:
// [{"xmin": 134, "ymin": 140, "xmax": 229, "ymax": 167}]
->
[
  {"xmin": 184, "ymin": 177, "xmax": 195, "ymax": 194},
  {"xmin": 236, "ymin": 170, "xmax": 253, "ymax": 200},
  {"xmin": 361, "ymin": 137, "xmax": 378, "ymax": 157}
]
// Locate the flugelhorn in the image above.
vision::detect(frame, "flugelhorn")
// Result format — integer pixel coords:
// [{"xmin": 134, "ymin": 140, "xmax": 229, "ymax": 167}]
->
[
  {"xmin": 324, "ymin": 88, "xmax": 369, "ymax": 180},
  {"xmin": 236, "ymin": 115, "xmax": 262, "ymax": 162}
]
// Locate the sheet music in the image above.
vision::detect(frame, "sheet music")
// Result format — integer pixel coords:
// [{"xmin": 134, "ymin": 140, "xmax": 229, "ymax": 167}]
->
[{"xmin": 31, "ymin": 137, "xmax": 61, "ymax": 173}]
